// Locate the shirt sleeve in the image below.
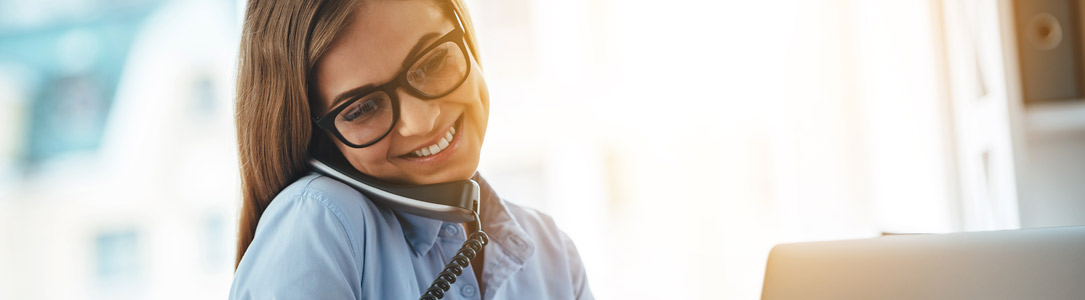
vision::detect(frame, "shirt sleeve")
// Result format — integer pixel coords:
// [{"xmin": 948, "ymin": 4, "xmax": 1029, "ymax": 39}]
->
[
  {"xmin": 561, "ymin": 230, "xmax": 595, "ymax": 300},
  {"xmin": 229, "ymin": 191, "xmax": 362, "ymax": 300}
]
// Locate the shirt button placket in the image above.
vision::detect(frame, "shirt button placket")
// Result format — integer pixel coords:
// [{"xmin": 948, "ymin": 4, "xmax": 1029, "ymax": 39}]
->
[{"xmin": 460, "ymin": 284, "xmax": 477, "ymax": 298}]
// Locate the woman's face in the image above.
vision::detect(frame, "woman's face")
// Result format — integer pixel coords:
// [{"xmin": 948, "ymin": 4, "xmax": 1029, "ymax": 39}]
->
[{"xmin": 313, "ymin": 0, "xmax": 488, "ymax": 185}]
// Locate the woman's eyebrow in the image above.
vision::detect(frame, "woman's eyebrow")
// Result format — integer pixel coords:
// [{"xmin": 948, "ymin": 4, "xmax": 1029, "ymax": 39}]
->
[
  {"xmin": 326, "ymin": 31, "xmax": 443, "ymax": 112},
  {"xmin": 401, "ymin": 32, "xmax": 442, "ymax": 67}
]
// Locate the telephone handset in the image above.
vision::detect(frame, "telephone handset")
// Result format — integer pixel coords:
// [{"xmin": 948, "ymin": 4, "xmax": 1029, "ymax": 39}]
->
[
  {"xmin": 308, "ymin": 143, "xmax": 489, "ymax": 300},
  {"xmin": 309, "ymin": 145, "xmax": 479, "ymax": 223}
]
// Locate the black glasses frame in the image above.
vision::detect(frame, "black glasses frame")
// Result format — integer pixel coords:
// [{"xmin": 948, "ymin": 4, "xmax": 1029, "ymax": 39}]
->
[{"xmin": 313, "ymin": 14, "xmax": 471, "ymax": 148}]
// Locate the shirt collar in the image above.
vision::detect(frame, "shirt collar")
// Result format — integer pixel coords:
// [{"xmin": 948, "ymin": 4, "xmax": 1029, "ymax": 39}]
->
[
  {"xmin": 395, "ymin": 172, "xmax": 536, "ymax": 263},
  {"xmin": 395, "ymin": 210, "xmax": 444, "ymax": 256},
  {"xmin": 472, "ymin": 173, "xmax": 536, "ymax": 299}
]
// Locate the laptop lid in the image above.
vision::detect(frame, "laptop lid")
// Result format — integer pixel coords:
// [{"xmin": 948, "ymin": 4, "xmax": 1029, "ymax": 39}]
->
[{"xmin": 762, "ymin": 226, "xmax": 1085, "ymax": 300}]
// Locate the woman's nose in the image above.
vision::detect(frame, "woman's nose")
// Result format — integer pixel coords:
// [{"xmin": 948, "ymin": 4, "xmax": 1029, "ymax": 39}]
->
[{"xmin": 395, "ymin": 92, "xmax": 440, "ymax": 137}]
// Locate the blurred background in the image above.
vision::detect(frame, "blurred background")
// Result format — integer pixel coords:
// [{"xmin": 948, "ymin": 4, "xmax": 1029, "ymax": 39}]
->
[{"xmin": 2, "ymin": 0, "xmax": 1084, "ymax": 299}]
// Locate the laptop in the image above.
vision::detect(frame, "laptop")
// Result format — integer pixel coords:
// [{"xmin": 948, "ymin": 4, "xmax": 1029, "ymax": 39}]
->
[{"xmin": 762, "ymin": 226, "xmax": 1085, "ymax": 300}]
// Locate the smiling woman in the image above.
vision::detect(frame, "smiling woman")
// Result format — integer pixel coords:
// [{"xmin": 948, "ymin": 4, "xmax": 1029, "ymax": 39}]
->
[
  {"xmin": 310, "ymin": 0, "xmax": 486, "ymax": 184},
  {"xmin": 229, "ymin": 0, "xmax": 594, "ymax": 299}
]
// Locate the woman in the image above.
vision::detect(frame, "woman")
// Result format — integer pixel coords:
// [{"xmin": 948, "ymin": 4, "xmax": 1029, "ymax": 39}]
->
[{"xmin": 229, "ymin": 0, "xmax": 593, "ymax": 299}]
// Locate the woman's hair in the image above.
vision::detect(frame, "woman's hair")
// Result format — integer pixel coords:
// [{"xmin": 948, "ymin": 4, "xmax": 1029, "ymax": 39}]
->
[{"xmin": 234, "ymin": 0, "xmax": 482, "ymax": 268}]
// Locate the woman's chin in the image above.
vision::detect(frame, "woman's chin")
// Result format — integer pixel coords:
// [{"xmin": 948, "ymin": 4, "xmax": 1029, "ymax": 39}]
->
[{"xmin": 408, "ymin": 160, "xmax": 479, "ymax": 184}]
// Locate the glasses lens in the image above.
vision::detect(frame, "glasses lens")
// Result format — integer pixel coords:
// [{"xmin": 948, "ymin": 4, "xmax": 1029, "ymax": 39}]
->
[
  {"xmin": 406, "ymin": 41, "xmax": 468, "ymax": 96},
  {"xmin": 334, "ymin": 91, "xmax": 394, "ymax": 146}
]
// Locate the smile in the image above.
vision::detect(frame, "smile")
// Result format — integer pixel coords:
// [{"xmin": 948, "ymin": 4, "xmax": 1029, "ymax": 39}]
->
[{"xmin": 411, "ymin": 125, "xmax": 456, "ymax": 157}]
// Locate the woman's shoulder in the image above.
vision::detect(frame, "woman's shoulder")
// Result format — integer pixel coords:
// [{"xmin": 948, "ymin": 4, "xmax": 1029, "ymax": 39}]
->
[
  {"xmin": 499, "ymin": 200, "xmax": 577, "ymax": 253},
  {"xmin": 264, "ymin": 173, "xmax": 376, "ymax": 223},
  {"xmin": 490, "ymin": 198, "xmax": 594, "ymax": 299},
  {"xmin": 253, "ymin": 172, "xmax": 385, "ymax": 250},
  {"xmin": 273, "ymin": 172, "xmax": 367, "ymax": 207},
  {"xmin": 232, "ymin": 173, "xmax": 374, "ymax": 299},
  {"xmin": 501, "ymin": 200, "xmax": 560, "ymax": 233}
]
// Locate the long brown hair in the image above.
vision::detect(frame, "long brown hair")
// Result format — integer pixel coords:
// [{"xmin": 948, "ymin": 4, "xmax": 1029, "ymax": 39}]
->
[{"xmin": 234, "ymin": 0, "xmax": 482, "ymax": 268}]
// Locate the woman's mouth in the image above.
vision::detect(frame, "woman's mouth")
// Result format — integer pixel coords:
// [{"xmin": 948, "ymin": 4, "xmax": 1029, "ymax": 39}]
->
[
  {"xmin": 411, "ymin": 125, "xmax": 455, "ymax": 157},
  {"xmin": 400, "ymin": 116, "xmax": 463, "ymax": 162}
]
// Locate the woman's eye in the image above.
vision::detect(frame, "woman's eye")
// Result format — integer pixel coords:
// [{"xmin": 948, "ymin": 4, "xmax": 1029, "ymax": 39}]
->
[
  {"xmin": 406, "ymin": 47, "xmax": 449, "ymax": 83},
  {"xmin": 414, "ymin": 46, "xmax": 450, "ymax": 78},
  {"xmin": 341, "ymin": 99, "xmax": 378, "ymax": 122},
  {"xmin": 422, "ymin": 48, "xmax": 448, "ymax": 71}
]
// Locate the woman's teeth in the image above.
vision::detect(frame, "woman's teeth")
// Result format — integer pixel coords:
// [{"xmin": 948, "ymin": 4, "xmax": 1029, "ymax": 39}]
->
[{"xmin": 413, "ymin": 126, "xmax": 456, "ymax": 157}]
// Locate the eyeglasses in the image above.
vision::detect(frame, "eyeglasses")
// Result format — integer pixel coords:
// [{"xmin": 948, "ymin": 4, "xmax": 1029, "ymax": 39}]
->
[{"xmin": 313, "ymin": 14, "xmax": 471, "ymax": 148}]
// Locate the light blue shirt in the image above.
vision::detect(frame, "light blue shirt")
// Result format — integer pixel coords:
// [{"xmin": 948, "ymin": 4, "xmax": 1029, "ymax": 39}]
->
[{"xmin": 230, "ymin": 173, "xmax": 593, "ymax": 300}]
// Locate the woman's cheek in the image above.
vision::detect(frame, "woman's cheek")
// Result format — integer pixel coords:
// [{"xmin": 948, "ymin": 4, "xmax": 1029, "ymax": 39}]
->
[
  {"xmin": 471, "ymin": 75, "xmax": 489, "ymax": 133},
  {"xmin": 341, "ymin": 143, "xmax": 389, "ymax": 175}
]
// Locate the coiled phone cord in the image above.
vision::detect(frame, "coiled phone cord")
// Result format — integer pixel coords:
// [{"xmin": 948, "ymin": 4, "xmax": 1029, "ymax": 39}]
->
[{"xmin": 419, "ymin": 211, "xmax": 489, "ymax": 300}]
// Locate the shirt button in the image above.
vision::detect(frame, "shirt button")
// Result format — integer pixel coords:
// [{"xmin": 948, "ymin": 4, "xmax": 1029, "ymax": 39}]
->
[
  {"xmin": 460, "ymin": 284, "xmax": 476, "ymax": 297},
  {"xmin": 443, "ymin": 224, "xmax": 460, "ymax": 235}
]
